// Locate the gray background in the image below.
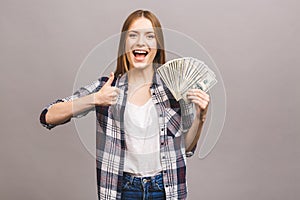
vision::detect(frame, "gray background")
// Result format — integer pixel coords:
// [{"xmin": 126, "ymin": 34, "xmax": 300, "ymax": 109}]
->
[{"xmin": 1, "ymin": 0, "xmax": 299, "ymax": 199}]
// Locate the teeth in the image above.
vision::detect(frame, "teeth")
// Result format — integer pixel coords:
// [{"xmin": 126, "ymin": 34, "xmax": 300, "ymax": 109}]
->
[{"xmin": 134, "ymin": 50, "xmax": 147, "ymax": 54}]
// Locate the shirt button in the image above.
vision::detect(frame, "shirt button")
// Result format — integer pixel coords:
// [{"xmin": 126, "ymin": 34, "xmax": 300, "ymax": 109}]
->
[
  {"xmin": 162, "ymin": 156, "xmax": 166, "ymax": 159},
  {"xmin": 163, "ymin": 170, "xmax": 167, "ymax": 173},
  {"xmin": 161, "ymin": 142, "xmax": 164, "ymax": 145},
  {"xmin": 161, "ymin": 128, "xmax": 164, "ymax": 131}
]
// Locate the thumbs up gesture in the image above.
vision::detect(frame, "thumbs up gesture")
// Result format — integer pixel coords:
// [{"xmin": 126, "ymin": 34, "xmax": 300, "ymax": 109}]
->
[{"xmin": 94, "ymin": 72, "xmax": 120, "ymax": 106}]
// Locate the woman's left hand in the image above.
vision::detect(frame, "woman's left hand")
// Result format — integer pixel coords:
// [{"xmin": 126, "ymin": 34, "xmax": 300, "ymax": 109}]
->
[{"xmin": 186, "ymin": 89, "xmax": 210, "ymax": 121}]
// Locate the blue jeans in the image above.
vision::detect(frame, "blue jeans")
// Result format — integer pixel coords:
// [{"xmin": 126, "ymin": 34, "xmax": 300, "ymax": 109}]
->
[{"xmin": 121, "ymin": 172, "xmax": 166, "ymax": 200}]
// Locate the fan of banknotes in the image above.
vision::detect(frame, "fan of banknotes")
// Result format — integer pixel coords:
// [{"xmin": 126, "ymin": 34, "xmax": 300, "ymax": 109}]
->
[{"xmin": 157, "ymin": 57, "xmax": 217, "ymax": 102}]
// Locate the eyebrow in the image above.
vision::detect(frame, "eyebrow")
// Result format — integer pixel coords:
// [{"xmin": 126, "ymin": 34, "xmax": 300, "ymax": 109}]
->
[{"xmin": 128, "ymin": 30, "xmax": 155, "ymax": 34}]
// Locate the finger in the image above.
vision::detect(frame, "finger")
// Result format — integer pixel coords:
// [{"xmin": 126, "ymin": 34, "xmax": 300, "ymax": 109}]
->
[
  {"xmin": 187, "ymin": 91, "xmax": 209, "ymax": 102},
  {"xmin": 189, "ymin": 89, "xmax": 209, "ymax": 97},
  {"xmin": 190, "ymin": 97, "xmax": 208, "ymax": 105},
  {"xmin": 191, "ymin": 99, "xmax": 209, "ymax": 110},
  {"xmin": 113, "ymin": 87, "xmax": 121, "ymax": 95},
  {"xmin": 110, "ymin": 96, "xmax": 118, "ymax": 105},
  {"xmin": 188, "ymin": 89, "xmax": 209, "ymax": 100},
  {"xmin": 110, "ymin": 88, "xmax": 120, "ymax": 98},
  {"xmin": 104, "ymin": 72, "xmax": 115, "ymax": 86}
]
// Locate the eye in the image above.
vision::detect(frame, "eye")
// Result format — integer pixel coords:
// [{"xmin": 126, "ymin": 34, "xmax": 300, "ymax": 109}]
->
[
  {"xmin": 146, "ymin": 34, "xmax": 155, "ymax": 39},
  {"xmin": 128, "ymin": 33, "xmax": 138, "ymax": 38}
]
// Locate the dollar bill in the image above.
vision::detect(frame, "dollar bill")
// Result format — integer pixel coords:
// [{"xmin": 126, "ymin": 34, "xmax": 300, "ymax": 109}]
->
[{"xmin": 157, "ymin": 57, "xmax": 217, "ymax": 102}]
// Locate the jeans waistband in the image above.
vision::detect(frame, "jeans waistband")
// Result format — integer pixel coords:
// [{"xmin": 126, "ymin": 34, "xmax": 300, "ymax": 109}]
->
[{"xmin": 123, "ymin": 171, "xmax": 163, "ymax": 184}]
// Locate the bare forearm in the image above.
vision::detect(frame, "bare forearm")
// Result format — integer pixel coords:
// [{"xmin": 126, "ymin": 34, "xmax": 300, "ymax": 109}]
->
[
  {"xmin": 185, "ymin": 118, "xmax": 205, "ymax": 152},
  {"xmin": 43, "ymin": 73, "xmax": 119, "ymax": 128},
  {"xmin": 46, "ymin": 93, "xmax": 95, "ymax": 125},
  {"xmin": 185, "ymin": 88, "xmax": 209, "ymax": 152}
]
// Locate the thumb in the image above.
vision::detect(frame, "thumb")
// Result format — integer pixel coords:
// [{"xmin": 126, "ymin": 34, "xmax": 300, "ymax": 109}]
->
[{"xmin": 104, "ymin": 72, "xmax": 114, "ymax": 86}]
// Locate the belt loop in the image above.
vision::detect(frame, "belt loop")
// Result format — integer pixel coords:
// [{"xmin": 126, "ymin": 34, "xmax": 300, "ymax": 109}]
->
[
  {"xmin": 129, "ymin": 174, "xmax": 134, "ymax": 185},
  {"xmin": 151, "ymin": 176, "xmax": 156, "ymax": 185}
]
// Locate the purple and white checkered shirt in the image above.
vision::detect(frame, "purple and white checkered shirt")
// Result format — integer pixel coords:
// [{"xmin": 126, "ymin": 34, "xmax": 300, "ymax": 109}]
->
[{"xmin": 40, "ymin": 71, "xmax": 196, "ymax": 200}]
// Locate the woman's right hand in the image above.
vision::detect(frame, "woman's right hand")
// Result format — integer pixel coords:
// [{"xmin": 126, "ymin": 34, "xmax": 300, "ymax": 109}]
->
[
  {"xmin": 94, "ymin": 72, "xmax": 120, "ymax": 106},
  {"xmin": 43, "ymin": 72, "xmax": 119, "ymax": 126}
]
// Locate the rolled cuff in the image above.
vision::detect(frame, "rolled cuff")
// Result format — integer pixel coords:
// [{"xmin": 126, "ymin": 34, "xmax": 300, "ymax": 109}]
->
[
  {"xmin": 39, "ymin": 99, "xmax": 71, "ymax": 130},
  {"xmin": 185, "ymin": 143, "xmax": 197, "ymax": 158}
]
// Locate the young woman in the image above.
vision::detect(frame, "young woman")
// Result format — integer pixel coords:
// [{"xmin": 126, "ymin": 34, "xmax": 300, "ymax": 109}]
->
[{"xmin": 40, "ymin": 10, "xmax": 210, "ymax": 200}]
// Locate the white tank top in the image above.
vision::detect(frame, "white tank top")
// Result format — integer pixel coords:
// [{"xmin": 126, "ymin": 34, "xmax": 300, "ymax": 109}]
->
[{"xmin": 124, "ymin": 98, "xmax": 162, "ymax": 176}]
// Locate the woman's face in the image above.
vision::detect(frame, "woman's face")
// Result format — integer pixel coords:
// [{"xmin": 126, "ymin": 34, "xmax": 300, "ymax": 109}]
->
[{"xmin": 125, "ymin": 17, "xmax": 157, "ymax": 70}]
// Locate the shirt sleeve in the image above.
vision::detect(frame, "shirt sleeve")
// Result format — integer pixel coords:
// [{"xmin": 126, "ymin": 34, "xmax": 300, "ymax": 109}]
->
[{"xmin": 39, "ymin": 79, "xmax": 102, "ymax": 130}]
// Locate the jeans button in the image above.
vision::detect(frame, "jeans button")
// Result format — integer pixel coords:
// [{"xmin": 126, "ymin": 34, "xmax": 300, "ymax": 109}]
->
[{"xmin": 143, "ymin": 178, "xmax": 147, "ymax": 183}]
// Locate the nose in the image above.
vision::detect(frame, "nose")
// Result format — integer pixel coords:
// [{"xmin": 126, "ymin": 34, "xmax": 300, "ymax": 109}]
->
[{"xmin": 136, "ymin": 35, "xmax": 146, "ymax": 46}]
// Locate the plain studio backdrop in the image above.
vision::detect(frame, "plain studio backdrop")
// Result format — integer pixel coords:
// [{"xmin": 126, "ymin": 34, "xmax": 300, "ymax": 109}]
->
[{"xmin": 0, "ymin": 0, "xmax": 299, "ymax": 199}]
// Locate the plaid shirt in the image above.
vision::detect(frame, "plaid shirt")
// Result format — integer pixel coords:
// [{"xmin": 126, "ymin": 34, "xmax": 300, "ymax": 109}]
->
[{"xmin": 40, "ymin": 71, "xmax": 196, "ymax": 200}]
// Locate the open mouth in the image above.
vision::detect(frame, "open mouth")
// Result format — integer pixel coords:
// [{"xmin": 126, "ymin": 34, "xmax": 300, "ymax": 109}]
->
[{"xmin": 132, "ymin": 49, "xmax": 148, "ymax": 59}]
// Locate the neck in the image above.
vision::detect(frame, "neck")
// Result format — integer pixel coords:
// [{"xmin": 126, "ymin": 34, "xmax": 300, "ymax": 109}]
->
[
  {"xmin": 128, "ymin": 65, "xmax": 154, "ymax": 86},
  {"xmin": 127, "ymin": 65, "xmax": 154, "ymax": 104}
]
